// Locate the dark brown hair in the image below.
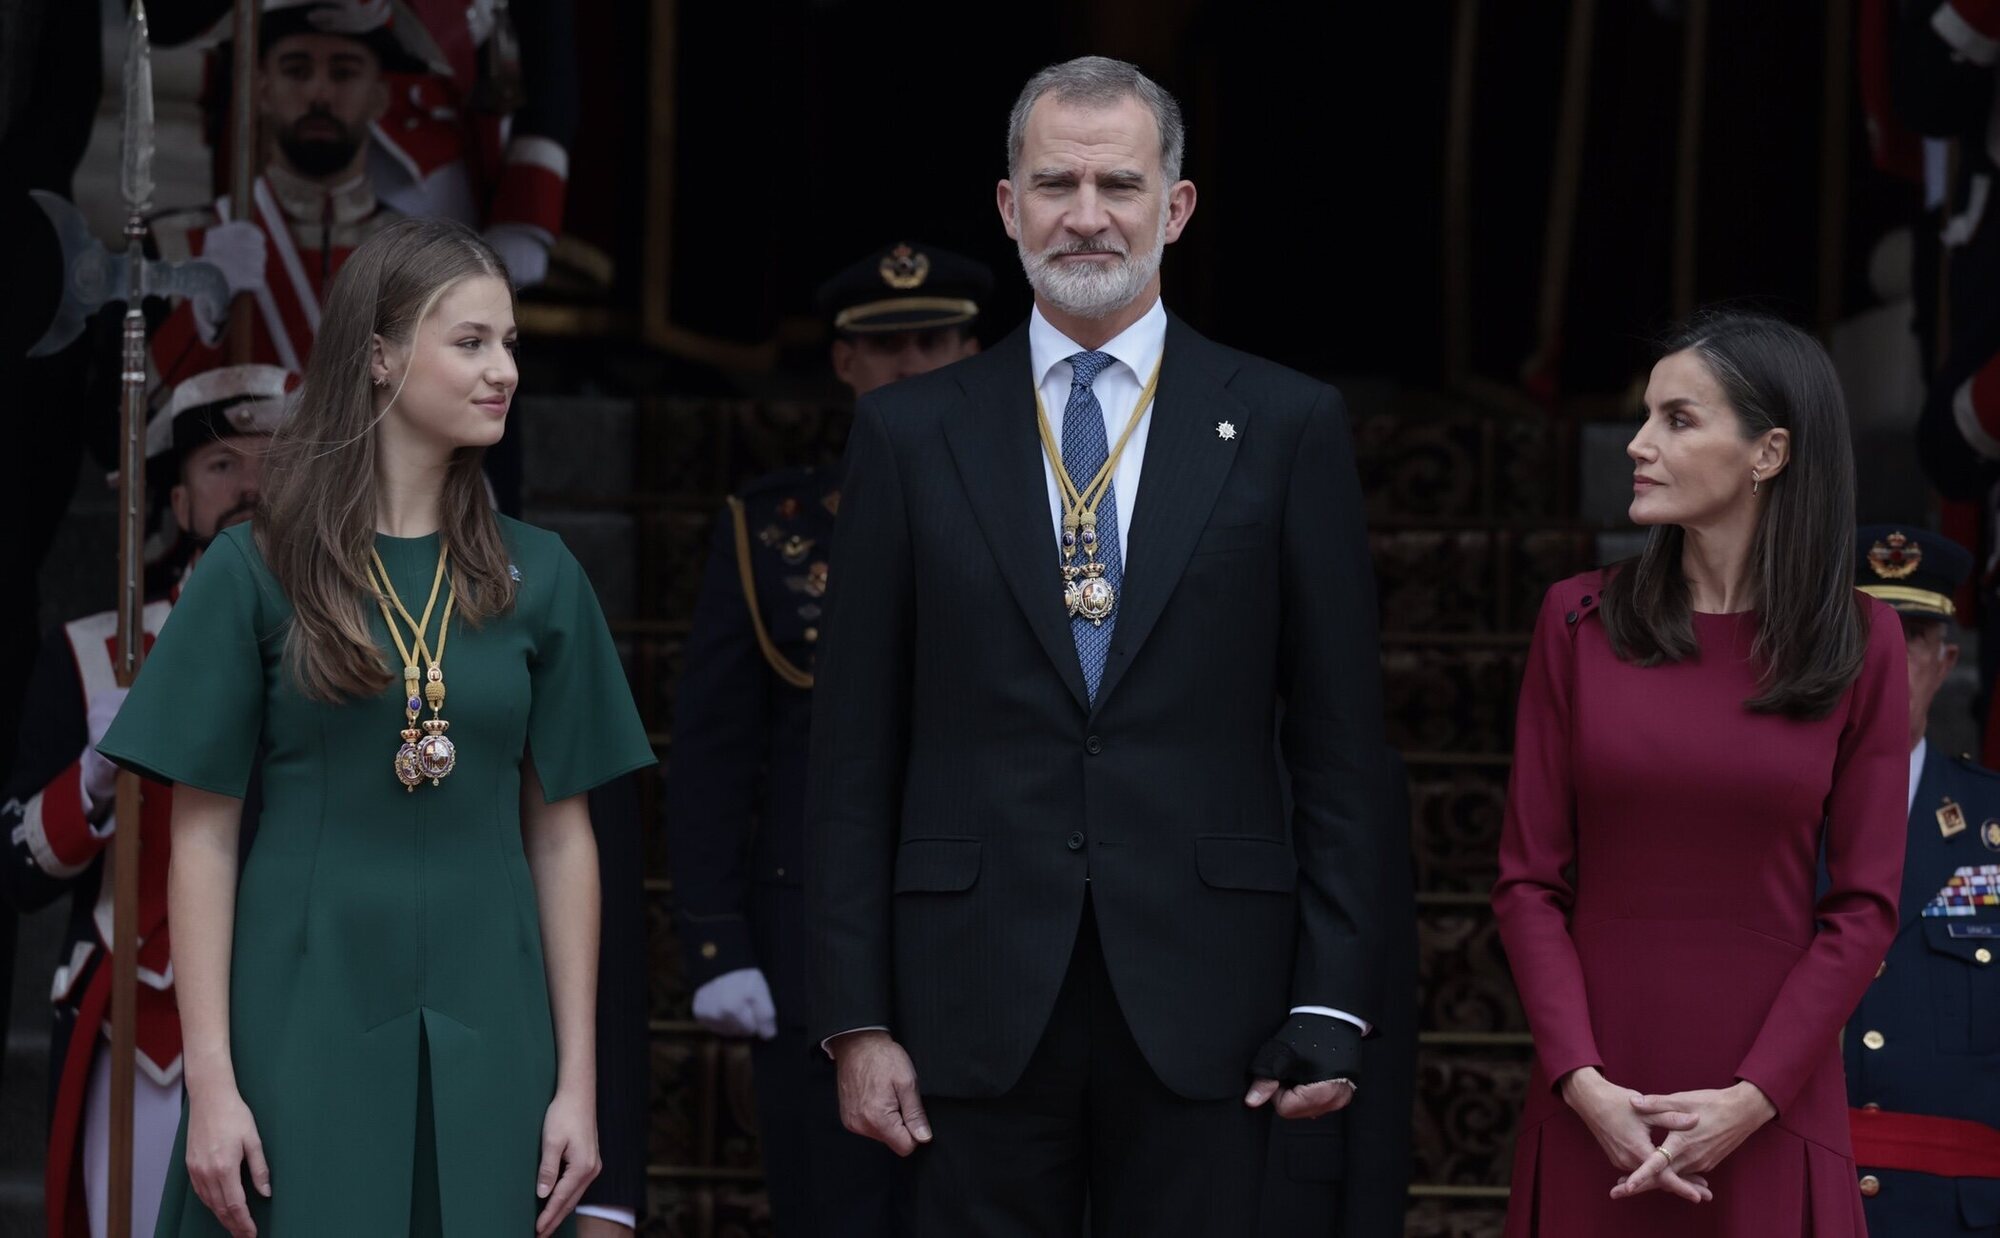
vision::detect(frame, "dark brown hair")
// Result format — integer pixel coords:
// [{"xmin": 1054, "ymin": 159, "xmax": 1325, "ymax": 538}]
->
[
  {"xmin": 256, "ymin": 216, "xmax": 519, "ymax": 702},
  {"xmin": 1598, "ymin": 308, "xmax": 1868, "ymax": 720}
]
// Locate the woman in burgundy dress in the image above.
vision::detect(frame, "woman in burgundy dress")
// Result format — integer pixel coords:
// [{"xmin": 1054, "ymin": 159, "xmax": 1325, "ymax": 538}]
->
[{"xmin": 1494, "ymin": 310, "xmax": 1908, "ymax": 1236}]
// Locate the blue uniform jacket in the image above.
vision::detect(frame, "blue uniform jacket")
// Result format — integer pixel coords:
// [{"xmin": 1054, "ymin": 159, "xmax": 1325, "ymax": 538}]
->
[
  {"xmin": 1842, "ymin": 744, "xmax": 2000, "ymax": 1234},
  {"xmin": 662, "ymin": 466, "xmax": 836, "ymax": 1028}
]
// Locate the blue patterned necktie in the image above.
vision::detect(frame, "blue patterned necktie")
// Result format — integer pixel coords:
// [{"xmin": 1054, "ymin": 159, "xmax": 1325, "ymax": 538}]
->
[{"xmin": 1061, "ymin": 350, "xmax": 1121, "ymax": 701}]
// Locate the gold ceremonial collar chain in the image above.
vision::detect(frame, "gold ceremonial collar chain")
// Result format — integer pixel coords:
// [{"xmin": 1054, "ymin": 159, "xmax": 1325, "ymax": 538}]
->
[
  {"xmin": 366, "ymin": 545, "xmax": 459, "ymax": 791},
  {"xmin": 1032, "ymin": 354, "xmax": 1164, "ymax": 627}
]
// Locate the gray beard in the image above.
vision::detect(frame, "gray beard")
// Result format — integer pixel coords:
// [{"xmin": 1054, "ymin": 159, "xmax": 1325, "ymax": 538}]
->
[{"xmin": 1016, "ymin": 211, "xmax": 1168, "ymax": 319}]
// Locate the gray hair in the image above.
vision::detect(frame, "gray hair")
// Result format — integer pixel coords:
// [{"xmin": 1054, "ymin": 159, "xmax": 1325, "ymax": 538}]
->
[{"xmin": 1006, "ymin": 56, "xmax": 1185, "ymax": 184}]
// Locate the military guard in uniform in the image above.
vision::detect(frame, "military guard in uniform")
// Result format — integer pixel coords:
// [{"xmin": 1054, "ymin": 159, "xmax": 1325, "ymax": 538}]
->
[
  {"xmin": 364, "ymin": 0, "xmax": 579, "ymax": 289},
  {"xmin": 148, "ymin": 0, "xmax": 408, "ymax": 389},
  {"xmin": 662, "ymin": 242, "xmax": 990, "ymax": 1235},
  {"xmin": 1845, "ymin": 523, "xmax": 2000, "ymax": 1234},
  {"xmin": 0, "ymin": 364, "xmax": 289, "ymax": 1238}
]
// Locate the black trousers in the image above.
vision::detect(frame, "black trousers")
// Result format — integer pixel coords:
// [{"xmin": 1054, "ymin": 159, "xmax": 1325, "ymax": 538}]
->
[
  {"xmin": 909, "ymin": 899, "xmax": 1271, "ymax": 1238},
  {"xmin": 751, "ymin": 1027, "xmax": 909, "ymax": 1238}
]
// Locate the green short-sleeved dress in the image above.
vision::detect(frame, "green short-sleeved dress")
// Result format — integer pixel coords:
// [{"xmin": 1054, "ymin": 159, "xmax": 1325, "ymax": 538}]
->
[{"xmin": 97, "ymin": 517, "xmax": 656, "ymax": 1237}]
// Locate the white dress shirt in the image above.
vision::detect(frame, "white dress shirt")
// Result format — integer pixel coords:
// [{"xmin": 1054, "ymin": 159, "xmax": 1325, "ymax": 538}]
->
[
  {"xmin": 1909, "ymin": 737, "xmax": 1926, "ymax": 818},
  {"xmin": 1030, "ymin": 298, "xmax": 1166, "ymax": 554},
  {"xmin": 823, "ymin": 298, "xmax": 1369, "ymax": 1053}
]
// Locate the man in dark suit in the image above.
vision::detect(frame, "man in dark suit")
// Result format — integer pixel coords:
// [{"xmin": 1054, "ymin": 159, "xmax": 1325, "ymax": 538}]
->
[{"xmin": 808, "ymin": 56, "xmax": 1396, "ymax": 1236}]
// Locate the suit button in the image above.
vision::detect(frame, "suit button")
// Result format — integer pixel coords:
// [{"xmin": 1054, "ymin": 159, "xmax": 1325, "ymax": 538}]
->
[
  {"xmin": 1085, "ymin": 735, "xmax": 1103, "ymax": 755},
  {"xmin": 774, "ymin": 867, "xmax": 786, "ymax": 879},
  {"xmin": 1580, "ymin": 594, "xmax": 1593, "ymax": 605},
  {"xmin": 1862, "ymin": 1102, "xmax": 1881, "ymax": 1111},
  {"xmin": 700, "ymin": 942, "xmax": 718, "ymax": 960},
  {"xmin": 1862, "ymin": 1030, "xmax": 1885, "ymax": 1050},
  {"xmin": 1858, "ymin": 1174, "xmax": 1880, "ymax": 1197},
  {"xmin": 1978, "ymin": 948, "xmax": 1994, "ymax": 965},
  {"xmin": 1067, "ymin": 831, "xmax": 1085, "ymax": 851},
  {"xmin": 805, "ymin": 627, "xmax": 819, "ymax": 643}
]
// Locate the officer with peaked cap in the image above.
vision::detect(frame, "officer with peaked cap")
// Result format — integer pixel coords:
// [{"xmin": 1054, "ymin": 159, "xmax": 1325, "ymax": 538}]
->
[
  {"xmin": 1841, "ymin": 524, "xmax": 2000, "ymax": 1233},
  {"xmin": 662, "ymin": 242, "xmax": 991, "ymax": 1235}
]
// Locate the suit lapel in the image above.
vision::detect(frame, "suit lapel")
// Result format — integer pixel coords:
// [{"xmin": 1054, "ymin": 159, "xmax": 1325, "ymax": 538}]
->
[
  {"xmin": 1091, "ymin": 317, "xmax": 1247, "ymax": 712},
  {"xmin": 943, "ymin": 327, "xmax": 1092, "ymax": 712}
]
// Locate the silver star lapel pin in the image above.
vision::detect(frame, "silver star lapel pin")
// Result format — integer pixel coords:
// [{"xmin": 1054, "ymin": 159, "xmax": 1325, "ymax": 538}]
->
[{"xmin": 1216, "ymin": 420, "xmax": 1237, "ymax": 441}]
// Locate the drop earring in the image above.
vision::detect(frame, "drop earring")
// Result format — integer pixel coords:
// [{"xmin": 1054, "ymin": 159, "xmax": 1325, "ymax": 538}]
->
[{"xmin": 1751, "ymin": 469, "xmax": 1761, "ymax": 496}]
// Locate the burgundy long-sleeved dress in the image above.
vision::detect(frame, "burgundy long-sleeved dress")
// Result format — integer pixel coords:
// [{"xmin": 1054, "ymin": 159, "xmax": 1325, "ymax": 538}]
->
[{"xmin": 1494, "ymin": 572, "xmax": 1907, "ymax": 1236}]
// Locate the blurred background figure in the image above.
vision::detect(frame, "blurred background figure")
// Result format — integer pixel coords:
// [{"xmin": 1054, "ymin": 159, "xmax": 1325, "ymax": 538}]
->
[{"xmin": 662, "ymin": 241, "xmax": 988, "ymax": 1237}]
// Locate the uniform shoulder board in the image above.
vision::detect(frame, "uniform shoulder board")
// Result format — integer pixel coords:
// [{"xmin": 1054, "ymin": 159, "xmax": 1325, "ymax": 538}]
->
[{"xmin": 1949, "ymin": 752, "xmax": 2000, "ymax": 783}]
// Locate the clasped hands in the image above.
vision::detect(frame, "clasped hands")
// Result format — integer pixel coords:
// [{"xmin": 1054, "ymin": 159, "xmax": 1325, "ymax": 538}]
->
[{"xmin": 1560, "ymin": 1066, "xmax": 1777, "ymax": 1205}]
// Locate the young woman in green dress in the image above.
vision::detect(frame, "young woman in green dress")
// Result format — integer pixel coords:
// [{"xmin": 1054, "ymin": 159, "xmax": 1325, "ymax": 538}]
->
[{"xmin": 99, "ymin": 217, "xmax": 655, "ymax": 1237}]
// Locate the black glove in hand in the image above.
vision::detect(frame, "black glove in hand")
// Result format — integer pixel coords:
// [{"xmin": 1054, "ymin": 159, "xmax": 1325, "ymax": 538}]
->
[{"xmin": 1247, "ymin": 1013, "xmax": 1362, "ymax": 1086}]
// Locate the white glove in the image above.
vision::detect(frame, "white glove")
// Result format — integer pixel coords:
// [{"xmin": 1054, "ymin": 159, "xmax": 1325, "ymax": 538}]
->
[
  {"xmin": 483, "ymin": 222, "xmax": 552, "ymax": 290},
  {"xmin": 691, "ymin": 967, "xmax": 778, "ymax": 1040},
  {"xmin": 192, "ymin": 220, "xmax": 268, "ymax": 344},
  {"xmin": 79, "ymin": 686, "xmax": 129, "ymax": 825}
]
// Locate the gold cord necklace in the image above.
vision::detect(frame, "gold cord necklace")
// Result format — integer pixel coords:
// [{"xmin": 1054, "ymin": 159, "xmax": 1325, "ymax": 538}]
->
[
  {"xmin": 1032, "ymin": 355, "xmax": 1163, "ymax": 626},
  {"xmin": 365, "ymin": 545, "xmax": 458, "ymax": 791}
]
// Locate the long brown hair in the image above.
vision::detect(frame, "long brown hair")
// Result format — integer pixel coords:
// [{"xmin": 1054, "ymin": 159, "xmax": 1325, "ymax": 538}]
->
[
  {"xmin": 1598, "ymin": 308, "xmax": 1868, "ymax": 720},
  {"xmin": 257, "ymin": 216, "xmax": 519, "ymax": 702}
]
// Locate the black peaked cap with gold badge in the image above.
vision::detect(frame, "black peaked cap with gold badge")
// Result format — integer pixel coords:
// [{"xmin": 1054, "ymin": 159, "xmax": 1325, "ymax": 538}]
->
[
  {"xmin": 814, "ymin": 241, "xmax": 993, "ymax": 335},
  {"xmin": 1856, "ymin": 524, "xmax": 1973, "ymax": 625}
]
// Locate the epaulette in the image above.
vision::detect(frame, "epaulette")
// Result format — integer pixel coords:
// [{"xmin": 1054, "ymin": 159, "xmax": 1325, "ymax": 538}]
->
[{"xmin": 1949, "ymin": 751, "xmax": 2000, "ymax": 785}]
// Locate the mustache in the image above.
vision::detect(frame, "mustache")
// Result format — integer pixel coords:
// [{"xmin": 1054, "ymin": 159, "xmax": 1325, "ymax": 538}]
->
[
  {"xmin": 218, "ymin": 495, "xmax": 260, "ymax": 525},
  {"xmin": 1043, "ymin": 238, "xmax": 1128, "ymax": 259},
  {"xmin": 285, "ymin": 108, "xmax": 353, "ymax": 142}
]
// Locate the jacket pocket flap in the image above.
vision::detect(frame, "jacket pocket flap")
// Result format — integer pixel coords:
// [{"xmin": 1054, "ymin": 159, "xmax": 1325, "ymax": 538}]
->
[
  {"xmin": 894, "ymin": 837, "xmax": 982, "ymax": 893},
  {"xmin": 1961, "ymin": 1176, "xmax": 2000, "ymax": 1228},
  {"xmin": 1922, "ymin": 916, "xmax": 1999, "ymax": 964},
  {"xmin": 1196, "ymin": 835, "xmax": 1297, "ymax": 892}
]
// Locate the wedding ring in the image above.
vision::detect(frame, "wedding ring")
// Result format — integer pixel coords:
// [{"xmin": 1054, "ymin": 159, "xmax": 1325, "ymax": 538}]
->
[{"xmin": 1655, "ymin": 1145, "xmax": 1674, "ymax": 1166}]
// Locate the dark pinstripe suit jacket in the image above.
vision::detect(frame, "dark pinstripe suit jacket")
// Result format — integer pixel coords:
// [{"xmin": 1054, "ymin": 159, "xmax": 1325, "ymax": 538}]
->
[{"xmin": 807, "ymin": 313, "xmax": 1395, "ymax": 1101}]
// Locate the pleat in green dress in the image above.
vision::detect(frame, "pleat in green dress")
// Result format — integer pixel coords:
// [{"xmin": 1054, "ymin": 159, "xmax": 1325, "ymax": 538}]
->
[{"xmin": 98, "ymin": 517, "xmax": 656, "ymax": 1237}]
